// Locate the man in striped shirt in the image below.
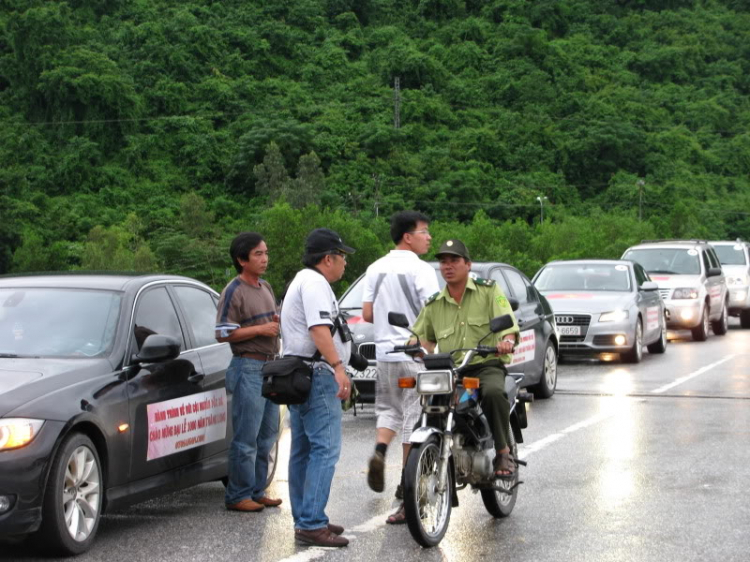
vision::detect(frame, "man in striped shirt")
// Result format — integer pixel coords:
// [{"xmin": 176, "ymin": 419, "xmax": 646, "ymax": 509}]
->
[{"xmin": 216, "ymin": 232, "xmax": 281, "ymax": 513}]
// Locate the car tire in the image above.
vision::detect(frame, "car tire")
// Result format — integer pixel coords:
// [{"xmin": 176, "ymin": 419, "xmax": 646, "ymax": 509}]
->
[
  {"xmin": 691, "ymin": 304, "xmax": 710, "ymax": 341},
  {"xmin": 711, "ymin": 302, "xmax": 729, "ymax": 336},
  {"xmin": 39, "ymin": 432, "xmax": 103, "ymax": 556},
  {"xmin": 530, "ymin": 341, "xmax": 557, "ymax": 399},
  {"xmin": 622, "ymin": 319, "xmax": 643, "ymax": 363},
  {"xmin": 741, "ymin": 309, "xmax": 750, "ymax": 329},
  {"xmin": 647, "ymin": 326, "xmax": 668, "ymax": 354}
]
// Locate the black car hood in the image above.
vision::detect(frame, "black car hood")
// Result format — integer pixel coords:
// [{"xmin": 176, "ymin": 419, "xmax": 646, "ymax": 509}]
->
[{"xmin": 0, "ymin": 357, "xmax": 114, "ymax": 418}]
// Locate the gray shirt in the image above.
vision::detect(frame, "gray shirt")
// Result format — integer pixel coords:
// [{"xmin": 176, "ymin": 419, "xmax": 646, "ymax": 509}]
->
[{"xmin": 280, "ymin": 268, "xmax": 351, "ymax": 372}]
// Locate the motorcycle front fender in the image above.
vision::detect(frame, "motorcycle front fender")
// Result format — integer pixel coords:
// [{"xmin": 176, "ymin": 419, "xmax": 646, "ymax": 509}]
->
[{"xmin": 409, "ymin": 426, "xmax": 443, "ymax": 445}]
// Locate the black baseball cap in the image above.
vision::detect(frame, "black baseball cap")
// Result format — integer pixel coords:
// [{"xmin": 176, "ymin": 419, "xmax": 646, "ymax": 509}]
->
[
  {"xmin": 305, "ymin": 228, "xmax": 356, "ymax": 255},
  {"xmin": 436, "ymin": 239, "xmax": 471, "ymax": 260}
]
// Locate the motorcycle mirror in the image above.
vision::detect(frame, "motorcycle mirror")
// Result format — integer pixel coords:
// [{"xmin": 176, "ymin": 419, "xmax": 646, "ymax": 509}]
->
[
  {"xmin": 489, "ymin": 314, "xmax": 515, "ymax": 333},
  {"xmin": 388, "ymin": 312, "xmax": 409, "ymax": 328}
]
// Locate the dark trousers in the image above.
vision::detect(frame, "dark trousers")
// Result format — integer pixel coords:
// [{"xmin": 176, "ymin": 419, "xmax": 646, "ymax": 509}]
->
[{"xmin": 468, "ymin": 361, "xmax": 511, "ymax": 451}]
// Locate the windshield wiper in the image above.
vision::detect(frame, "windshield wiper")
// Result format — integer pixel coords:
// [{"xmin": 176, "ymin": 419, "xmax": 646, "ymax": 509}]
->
[{"xmin": 0, "ymin": 353, "xmax": 20, "ymax": 358}]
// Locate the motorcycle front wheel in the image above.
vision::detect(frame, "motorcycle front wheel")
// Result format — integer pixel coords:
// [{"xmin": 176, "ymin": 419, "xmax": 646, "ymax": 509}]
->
[
  {"xmin": 481, "ymin": 420, "xmax": 519, "ymax": 518},
  {"xmin": 403, "ymin": 435, "xmax": 452, "ymax": 547}
]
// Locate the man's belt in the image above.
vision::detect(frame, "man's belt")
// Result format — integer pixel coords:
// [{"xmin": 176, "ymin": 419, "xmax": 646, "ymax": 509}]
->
[{"xmin": 235, "ymin": 352, "xmax": 276, "ymax": 362}]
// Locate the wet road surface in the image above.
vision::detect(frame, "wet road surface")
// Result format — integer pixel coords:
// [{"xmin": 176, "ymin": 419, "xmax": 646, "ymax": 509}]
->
[{"xmin": 5, "ymin": 322, "xmax": 749, "ymax": 562}]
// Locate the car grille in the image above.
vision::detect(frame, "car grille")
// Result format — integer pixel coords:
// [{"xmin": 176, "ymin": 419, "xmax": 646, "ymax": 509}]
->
[
  {"xmin": 357, "ymin": 343, "xmax": 376, "ymax": 360},
  {"xmin": 556, "ymin": 314, "xmax": 591, "ymax": 343},
  {"xmin": 658, "ymin": 288, "xmax": 671, "ymax": 300}
]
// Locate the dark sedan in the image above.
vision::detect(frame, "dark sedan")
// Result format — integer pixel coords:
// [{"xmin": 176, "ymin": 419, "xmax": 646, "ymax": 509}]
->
[
  {"xmin": 340, "ymin": 262, "xmax": 559, "ymax": 403},
  {"xmin": 0, "ymin": 273, "xmax": 234, "ymax": 555}
]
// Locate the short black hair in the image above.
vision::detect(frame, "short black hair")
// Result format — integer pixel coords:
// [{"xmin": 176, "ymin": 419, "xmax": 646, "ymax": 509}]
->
[
  {"xmin": 390, "ymin": 211, "xmax": 430, "ymax": 244},
  {"xmin": 302, "ymin": 251, "xmax": 329, "ymax": 268},
  {"xmin": 230, "ymin": 232, "xmax": 265, "ymax": 273}
]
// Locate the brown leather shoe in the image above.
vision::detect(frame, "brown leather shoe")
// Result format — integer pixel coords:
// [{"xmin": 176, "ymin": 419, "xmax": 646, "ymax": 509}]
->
[
  {"xmin": 295, "ymin": 528, "xmax": 349, "ymax": 547},
  {"xmin": 254, "ymin": 496, "xmax": 282, "ymax": 507},
  {"xmin": 226, "ymin": 499, "xmax": 265, "ymax": 512},
  {"xmin": 327, "ymin": 523, "xmax": 344, "ymax": 535}
]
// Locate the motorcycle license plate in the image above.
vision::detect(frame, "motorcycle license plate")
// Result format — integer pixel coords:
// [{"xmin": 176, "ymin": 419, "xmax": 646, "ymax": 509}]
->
[{"xmin": 558, "ymin": 326, "xmax": 581, "ymax": 336}]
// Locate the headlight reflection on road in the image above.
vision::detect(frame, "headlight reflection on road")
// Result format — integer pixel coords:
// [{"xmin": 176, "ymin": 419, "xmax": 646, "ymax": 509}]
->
[{"xmin": 598, "ymin": 369, "xmax": 636, "ymax": 508}]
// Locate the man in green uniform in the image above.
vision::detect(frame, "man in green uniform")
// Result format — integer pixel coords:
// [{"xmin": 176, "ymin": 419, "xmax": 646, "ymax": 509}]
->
[{"xmin": 411, "ymin": 239, "xmax": 521, "ymax": 477}]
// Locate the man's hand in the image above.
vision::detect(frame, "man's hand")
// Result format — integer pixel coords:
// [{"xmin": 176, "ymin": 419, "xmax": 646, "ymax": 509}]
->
[
  {"xmin": 496, "ymin": 339, "xmax": 515, "ymax": 355},
  {"xmin": 255, "ymin": 321, "xmax": 279, "ymax": 337},
  {"xmin": 334, "ymin": 365, "xmax": 351, "ymax": 400}
]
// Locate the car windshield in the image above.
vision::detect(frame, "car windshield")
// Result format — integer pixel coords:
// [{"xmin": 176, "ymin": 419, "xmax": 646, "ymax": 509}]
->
[
  {"xmin": 0, "ymin": 288, "xmax": 121, "ymax": 358},
  {"xmin": 623, "ymin": 248, "xmax": 701, "ymax": 275},
  {"xmin": 534, "ymin": 264, "xmax": 631, "ymax": 292},
  {"xmin": 712, "ymin": 244, "xmax": 747, "ymax": 265}
]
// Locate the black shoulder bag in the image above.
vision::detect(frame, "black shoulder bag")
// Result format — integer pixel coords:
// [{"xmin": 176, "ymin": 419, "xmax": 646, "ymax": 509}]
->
[{"xmin": 260, "ymin": 294, "xmax": 330, "ymax": 405}]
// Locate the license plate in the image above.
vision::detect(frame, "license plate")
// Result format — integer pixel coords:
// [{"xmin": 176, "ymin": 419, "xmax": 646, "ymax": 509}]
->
[
  {"xmin": 559, "ymin": 326, "xmax": 581, "ymax": 336},
  {"xmin": 348, "ymin": 366, "xmax": 378, "ymax": 379}
]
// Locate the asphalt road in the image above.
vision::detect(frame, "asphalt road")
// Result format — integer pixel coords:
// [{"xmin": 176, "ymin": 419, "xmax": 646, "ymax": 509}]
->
[{"xmin": 6, "ymin": 322, "xmax": 749, "ymax": 562}]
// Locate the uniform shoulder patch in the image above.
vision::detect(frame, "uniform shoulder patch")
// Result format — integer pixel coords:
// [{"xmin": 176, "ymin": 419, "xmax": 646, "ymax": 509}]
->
[
  {"xmin": 425, "ymin": 292, "xmax": 440, "ymax": 305},
  {"xmin": 474, "ymin": 277, "xmax": 495, "ymax": 287}
]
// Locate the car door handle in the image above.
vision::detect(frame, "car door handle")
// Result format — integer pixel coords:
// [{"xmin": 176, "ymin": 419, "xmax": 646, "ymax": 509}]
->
[{"xmin": 188, "ymin": 372, "xmax": 205, "ymax": 384}]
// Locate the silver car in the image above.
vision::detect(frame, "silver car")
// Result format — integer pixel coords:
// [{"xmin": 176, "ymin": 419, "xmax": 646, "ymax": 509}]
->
[
  {"xmin": 622, "ymin": 240, "xmax": 728, "ymax": 341},
  {"xmin": 710, "ymin": 240, "xmax": 750, "ymax": 328},
  {"xmin": 532, "ymin": 259, "xmax": 667, "ymax": 363}
]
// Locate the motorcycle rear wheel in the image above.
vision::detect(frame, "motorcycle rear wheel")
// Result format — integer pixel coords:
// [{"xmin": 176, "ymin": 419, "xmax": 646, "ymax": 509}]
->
[
  {"xmin": 403, "ymin": 435, "xmax": 452, "ymax": 547},
  {"xmin": 481, "ymin": 421, "xmax": 519, "ymax": 518}
]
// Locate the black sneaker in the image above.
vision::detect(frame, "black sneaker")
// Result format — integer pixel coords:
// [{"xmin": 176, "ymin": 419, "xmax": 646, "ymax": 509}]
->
[
  {"xmin": 367, "ymin": 452, "xmax": 385, "ymax": 493},
  {"xmin": 394, "ymin": 484, "xmax": 403, "ymax": 500}
]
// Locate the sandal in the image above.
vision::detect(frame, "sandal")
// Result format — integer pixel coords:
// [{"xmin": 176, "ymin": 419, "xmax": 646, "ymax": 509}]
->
[
  {"xmin": 385, "ymin": 503, "xmax": 407, "ymax": 525},
  {"xmin": 493, "ymin": 453, "xmax": 518, "ymax": 480}
]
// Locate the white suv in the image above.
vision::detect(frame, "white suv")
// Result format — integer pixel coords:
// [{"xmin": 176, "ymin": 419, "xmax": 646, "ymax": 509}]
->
[
  {"xmin": 622, "ymin": 240, "xmax": 728, "ymax": 341},
  {"xmin": 710, "ymin": 240, "xmax": 750, "ymax": 328}
]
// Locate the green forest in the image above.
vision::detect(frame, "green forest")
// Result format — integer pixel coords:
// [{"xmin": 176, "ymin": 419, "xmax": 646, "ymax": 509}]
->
[{"xmin": 2, "ymin": 0, "xmax": 750, "ymax": 293}]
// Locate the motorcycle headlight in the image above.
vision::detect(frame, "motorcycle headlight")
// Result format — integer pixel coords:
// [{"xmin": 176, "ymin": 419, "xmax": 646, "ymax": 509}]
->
[
  {"xmin": 417, "ymin": 370, "xmax": 453, "ymax": 395},
  {"xmin": 673, "ymin": 288, "xmax": 699, "ymax": 299},
  {"xmin": 0, "ymin": 419, "xmax": 45, "ymax": 451},
  {"xmin": 599, "ymin": 310, "xmax": 629, "ymax": 323}
]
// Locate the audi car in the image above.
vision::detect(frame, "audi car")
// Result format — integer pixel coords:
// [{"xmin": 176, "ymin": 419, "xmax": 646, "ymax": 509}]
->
[
  {"xmin": 339, "ymin": 262, "xmax": 559, "ymax": 402},
  {"xmin": 0, "ymin": 273, "xmax": 239, "ymax": 555},
  {"xmin": 532, "ymin": 260, "xmax": 667, "ymax": 362}
]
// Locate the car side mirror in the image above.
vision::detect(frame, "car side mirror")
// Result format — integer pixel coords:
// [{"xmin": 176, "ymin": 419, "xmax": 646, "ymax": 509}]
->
[
  {"xmin": 641, "ymin": 281, "xmax": 658, "ymax": 291},
  {"xmin": 508, "ymin": 297, "xmax": 519, "ymax": 311},
  {"xmin": 707, "ymin": 267, "xmax": 723, "ymax": 277},
  {"xmin": 388, "ymin": 312, "xmax": 410, "ymax": 328},
  {"xmin": 489, "ymin": 314, "xmax": 515, "ymax": 333},
  {"xmin": 132, "ymin": 334, "xmax": 181, "ymax": 364}
]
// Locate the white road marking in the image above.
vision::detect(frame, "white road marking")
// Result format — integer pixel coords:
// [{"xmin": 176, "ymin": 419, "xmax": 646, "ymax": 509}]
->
[
  {"xmin": 650, "ymin": 355, "xmax": 736, "ymax": 394},
  {"xmin": 518, "ymin": 409, "xmax": 617, "ymax": 459}
]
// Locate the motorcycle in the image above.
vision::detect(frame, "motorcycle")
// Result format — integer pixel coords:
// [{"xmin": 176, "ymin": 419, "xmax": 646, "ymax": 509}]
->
[{"xmin": 388, "ymin": 310, "xmax": 534, "ymax": 547}]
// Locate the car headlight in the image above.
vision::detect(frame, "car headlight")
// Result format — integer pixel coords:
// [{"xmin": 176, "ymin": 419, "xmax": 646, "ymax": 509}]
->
[
  {"xmin": 728, "ymin": 276, "xmax": 750, "ymax": 287},
  {"xmin": 673, "ymin": 288, "xmax": 699, "ymax": 299},
  {"xmin": 0, "ymin": 419, "xmax": 45, "ymax": 451},
  {"xmin": 599, "ymin": 310, "xmax": 629, "ymax": 322},
  {"xmin": 416, "ymin": 370, "xmax": 453, "ymax": 394}
]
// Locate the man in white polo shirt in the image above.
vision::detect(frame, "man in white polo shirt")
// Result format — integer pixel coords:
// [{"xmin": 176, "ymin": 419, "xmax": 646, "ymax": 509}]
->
[{"xmin": 362, "ymin": 211, "xmax": 439, "ymax": 524}]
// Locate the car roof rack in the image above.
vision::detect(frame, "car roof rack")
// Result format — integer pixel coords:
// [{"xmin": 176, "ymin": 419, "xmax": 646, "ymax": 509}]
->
[{"xmin": 639, "ymin": 239, "xmax": 708, "ymax": 244}]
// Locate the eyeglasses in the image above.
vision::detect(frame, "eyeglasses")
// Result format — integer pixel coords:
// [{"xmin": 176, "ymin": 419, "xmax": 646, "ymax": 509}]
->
[
  {"xmin": 407, "ymin": 229, "xmax": 430, "ymax": 236},
  {"xmin": 328, "ymin": 251, "xmax": 347, "ymax": 260}
]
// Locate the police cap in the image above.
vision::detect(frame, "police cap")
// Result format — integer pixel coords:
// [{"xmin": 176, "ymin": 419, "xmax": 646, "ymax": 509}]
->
[{"xmin": 436, "ymin": 239, "xmax": 471, "ymax": 260}]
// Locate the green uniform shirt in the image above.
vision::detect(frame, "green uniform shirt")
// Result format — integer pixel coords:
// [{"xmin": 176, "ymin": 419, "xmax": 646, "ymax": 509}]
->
[{"xmin": 411, "ymin": 277, "xmax": 520, "ymax": 366}]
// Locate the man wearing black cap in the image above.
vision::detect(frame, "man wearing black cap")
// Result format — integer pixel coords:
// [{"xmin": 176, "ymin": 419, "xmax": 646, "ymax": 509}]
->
[
  {"xmin": 410, "ymin": 239, "xmax": 521, "ymax": 479},
  {"xmin": 280, "ymin": 228, "xmax": 355, "ymax": 547}
]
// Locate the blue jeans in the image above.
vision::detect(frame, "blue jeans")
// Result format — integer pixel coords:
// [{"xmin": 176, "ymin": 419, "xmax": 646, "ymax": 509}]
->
[
  {"xmin": 288, "ymin": 367, "xmax": 342, "ymax": 530},
  {"xmin": 224, "ymin": 357, "xmax": 280, "ymax": 505}
]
